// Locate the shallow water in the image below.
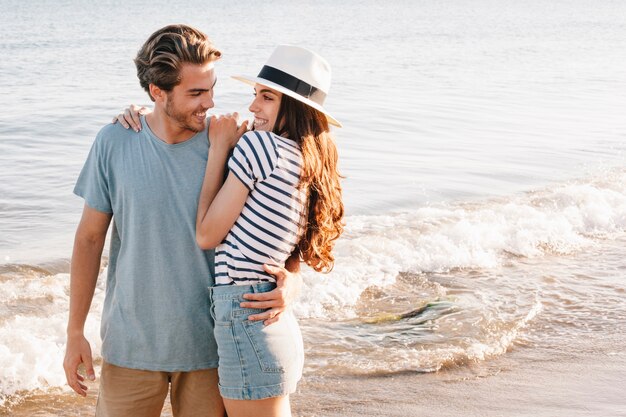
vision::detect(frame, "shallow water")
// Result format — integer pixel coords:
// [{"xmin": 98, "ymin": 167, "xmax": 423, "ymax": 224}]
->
[{"xmin": 1, "ymin": 0, "xmax": 625, "ymax": 414}]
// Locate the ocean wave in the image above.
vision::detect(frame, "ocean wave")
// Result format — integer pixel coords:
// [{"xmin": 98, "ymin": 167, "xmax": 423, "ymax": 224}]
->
[
  {"xmin": 1, "ymin": 168, "xmax": 624, "ymax": 402},
  {"xmin": 0, "ymin": 273, "xmax": 103, "ymax": 407},
  {"xmin": 295, "ymin": 168, "xmax": 626, "ymax": 318}
]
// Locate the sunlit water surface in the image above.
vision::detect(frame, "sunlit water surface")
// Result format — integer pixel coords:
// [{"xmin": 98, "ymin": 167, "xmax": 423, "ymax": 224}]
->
[{"xmin": 1, "ymin": 0, "xmax": 625, "ymax": 414}]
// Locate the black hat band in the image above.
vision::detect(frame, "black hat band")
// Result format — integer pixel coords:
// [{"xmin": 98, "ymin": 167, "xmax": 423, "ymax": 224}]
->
[{"xmin": 257, "ymin": 65, "xmax": 327, "ymax": 106}]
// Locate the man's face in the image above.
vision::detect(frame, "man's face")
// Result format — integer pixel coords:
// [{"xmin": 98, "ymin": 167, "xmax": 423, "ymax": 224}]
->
[{"xmin": 163, "ymin": 62, "xmax": 216, "ymax": 133}]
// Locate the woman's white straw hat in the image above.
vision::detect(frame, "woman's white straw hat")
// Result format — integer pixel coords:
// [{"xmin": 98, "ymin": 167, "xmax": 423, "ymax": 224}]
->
[{"xmin": 232, "ymin": 45, "xmax": 342, "ymax": 128}]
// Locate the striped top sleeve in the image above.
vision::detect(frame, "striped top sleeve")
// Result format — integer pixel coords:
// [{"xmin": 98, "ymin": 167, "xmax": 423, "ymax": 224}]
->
[
  {"xmin": 228, "ymin": 131, "xmax": 279, "ymax": 191},
  {"xmin": 215, "ymin": 130, "xmax": 306, "ymax": 286}
]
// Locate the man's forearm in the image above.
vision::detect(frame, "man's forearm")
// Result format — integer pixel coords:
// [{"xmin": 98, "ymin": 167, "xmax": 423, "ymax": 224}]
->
[
  {"xmin": 67, "ymin": 235, "xmax": 105, "ymax": 336},
  {"xmin": 285, "ymin": 250, "xmax": 301, "ymax": 274}
]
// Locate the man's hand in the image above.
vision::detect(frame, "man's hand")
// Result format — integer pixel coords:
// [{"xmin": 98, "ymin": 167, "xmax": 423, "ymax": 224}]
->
[
  {"xmin": 64, "ymin": 204, "xmax": 109, "ymax": 397},
  {"xmin": 63, "ymin": 333, "xmax": 96, "ymax": 397},
  {"xmin": 241, "ymin": 264, "xmax": 302, "ymax": 325}
]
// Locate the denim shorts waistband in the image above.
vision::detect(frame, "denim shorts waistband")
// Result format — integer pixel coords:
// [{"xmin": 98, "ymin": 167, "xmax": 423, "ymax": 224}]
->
[{"xmin": 209, "ymin": 282, "xmax": 277, "ymax": 300}]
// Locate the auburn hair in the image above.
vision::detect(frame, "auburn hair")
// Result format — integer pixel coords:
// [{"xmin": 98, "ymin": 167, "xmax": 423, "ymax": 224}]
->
[
  {"xmin": 134, "ymin": 24, "xmax": 221, "ymax": 101},
  {"xmin": 273, "ymin": 94, "xmax": 344, "ymax": 273}
]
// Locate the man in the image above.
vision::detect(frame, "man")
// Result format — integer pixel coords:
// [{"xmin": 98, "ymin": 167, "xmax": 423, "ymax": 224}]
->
[{"xmin": 63, "ymin": 24, "xmax": 300, "ymax": 417}]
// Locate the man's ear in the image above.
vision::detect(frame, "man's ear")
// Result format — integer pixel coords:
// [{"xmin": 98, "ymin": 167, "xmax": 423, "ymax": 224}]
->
[{"xmin": 149, "ymin": 84, "xmax": 165, "ymax": 103}]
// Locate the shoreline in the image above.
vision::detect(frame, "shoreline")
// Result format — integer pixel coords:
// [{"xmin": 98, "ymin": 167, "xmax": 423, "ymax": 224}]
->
[
  {"xmin": 3, "ymin": 342, "xmax": 625, "ymax": 417},
  {"xmin": 292, "ymin": 345, "xmax": 626, "ymax": 417}
]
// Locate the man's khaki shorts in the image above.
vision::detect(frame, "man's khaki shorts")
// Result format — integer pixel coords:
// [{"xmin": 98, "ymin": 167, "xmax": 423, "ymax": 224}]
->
[{"xmin": 96, "ymin": 361, "xmax": 224, "ymax": 417}]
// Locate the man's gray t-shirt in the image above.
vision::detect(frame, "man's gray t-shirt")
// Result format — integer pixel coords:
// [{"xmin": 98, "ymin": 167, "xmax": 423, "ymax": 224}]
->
[{"xmin": 74, "ymin": 117, "xmax": 218, "ymax": 371}]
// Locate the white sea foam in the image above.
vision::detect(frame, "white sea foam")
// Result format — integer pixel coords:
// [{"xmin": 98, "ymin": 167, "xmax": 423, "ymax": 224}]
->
[
  {"xmin": 1, "ymin": 170, "xmax": 625, "ymax": 402},
  {"xmin": 307, "ymin": 299, "xmax": 543, "ymax": 375},
  {"xmin": 294, "ymin": 170, "xmax": 626, "ymax": 318},
  {"xmin": 0, "ymin": 273, "xmax": 104, "ymax": 407}
]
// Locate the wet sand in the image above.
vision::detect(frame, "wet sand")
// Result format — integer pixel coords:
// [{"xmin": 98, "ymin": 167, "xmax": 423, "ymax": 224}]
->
[
  {"xmin": 4, "ymin": 340, "xmax": 624, "ymax": 417},
  {"xmin": 292, "ymin": 345, "xmax": 626, "ymax": 417}
]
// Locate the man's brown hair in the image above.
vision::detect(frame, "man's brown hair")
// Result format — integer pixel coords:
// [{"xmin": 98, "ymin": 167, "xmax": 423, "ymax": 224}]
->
[{"xmin": 134, "ymin": 24, "xmax": 221, "ymax": 101}]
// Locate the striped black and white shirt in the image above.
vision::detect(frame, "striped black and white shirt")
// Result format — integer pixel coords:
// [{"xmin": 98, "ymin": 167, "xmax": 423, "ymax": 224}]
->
[{"xmin": 214, "ymin": 131, "xmax": 307, "ymax": 285}]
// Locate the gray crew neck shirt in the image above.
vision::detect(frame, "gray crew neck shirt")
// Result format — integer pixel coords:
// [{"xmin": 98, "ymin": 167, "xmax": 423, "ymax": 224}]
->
[{"xmin": 74, "ymin": 116, "xmax": 218, "ymax": 371}]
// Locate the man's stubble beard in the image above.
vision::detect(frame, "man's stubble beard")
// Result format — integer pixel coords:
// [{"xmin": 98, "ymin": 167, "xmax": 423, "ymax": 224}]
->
[{"xmin": 164, "ymin": 96, "xmax": 204, "ymax": 133}]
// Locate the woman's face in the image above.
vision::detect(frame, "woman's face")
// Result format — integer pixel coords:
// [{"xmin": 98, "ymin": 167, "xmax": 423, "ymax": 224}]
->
[{"xmin": 249, "ymin": 83, "xmax": 282, "ymax": 131}]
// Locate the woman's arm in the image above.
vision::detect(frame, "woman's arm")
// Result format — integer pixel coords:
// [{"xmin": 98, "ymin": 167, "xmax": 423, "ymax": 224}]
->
[
  {"xmin": 196, "ymin": 114, "xmax": 249, "ymax": 249},
  {"xmin": 196, "ymin": 172, "xmax": 249, "ymax": 249}
]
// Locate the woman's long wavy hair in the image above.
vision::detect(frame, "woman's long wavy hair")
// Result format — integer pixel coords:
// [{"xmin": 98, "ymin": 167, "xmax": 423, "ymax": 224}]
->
[{"xmin": 273, "ymin": 94, "xmax": 344, "ymax": 273}]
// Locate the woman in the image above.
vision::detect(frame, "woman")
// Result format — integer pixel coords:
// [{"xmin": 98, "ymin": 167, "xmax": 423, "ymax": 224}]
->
[{"xmin": 118, "ymin": 45, "xmax": 343, "ymax": 416}]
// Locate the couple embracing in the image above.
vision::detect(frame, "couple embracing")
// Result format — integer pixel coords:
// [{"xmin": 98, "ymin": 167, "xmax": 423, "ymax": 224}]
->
[{"xmin": 63, "ymin": 24, "xmax": 344, "ymax": 417}]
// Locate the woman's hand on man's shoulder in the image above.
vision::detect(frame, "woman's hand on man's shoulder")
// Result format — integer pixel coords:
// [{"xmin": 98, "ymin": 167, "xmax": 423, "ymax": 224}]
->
[
  {"xmin": 208, "ymin": 112, "xmax": 249, "ymax": 153},
  {"xmin": 111, "ymin": 104, "xmax": 150, "ymax": 132}
]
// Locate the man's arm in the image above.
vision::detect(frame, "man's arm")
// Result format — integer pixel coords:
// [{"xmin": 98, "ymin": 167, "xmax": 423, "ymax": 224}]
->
[
  {"xmin": 241, "ymin": 250, "xmax": 303, "ymax": 325},
  {"xmin": 63, "ymin": 204, "xmax": 112, "ymax": 397}
]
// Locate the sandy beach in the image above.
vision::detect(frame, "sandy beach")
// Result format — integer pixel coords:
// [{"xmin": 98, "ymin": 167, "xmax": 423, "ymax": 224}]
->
[
  {"xmin": 5, "ymin": 338, "xmax": 624, "ymax": 417},
  {"xmin": 293, "ymin": 345, "xmax": 626, "ymax": 417}
]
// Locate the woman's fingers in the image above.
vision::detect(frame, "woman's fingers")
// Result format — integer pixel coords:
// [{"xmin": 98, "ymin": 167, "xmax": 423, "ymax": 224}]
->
[
  {"xmin": 129, "ymin": 105, "xmax": 144, "ymax": 131},
  {"xmin": 237, "ymin": 120, "xmax": 249, "ymax": 135},
  {"xmin": 209, "ymin": 112, "xmax": 246, "ymax": 149},
  {"xmin": 124, "ymin": 108, "xmax": 140, "ymax": 132},
  {"xmin": 115, "ymin": 112, "xmax": 130, "ymax": 129},
  {"xmin": 112, "ymin": 105, "xmax": 150, "ymax": 131}
]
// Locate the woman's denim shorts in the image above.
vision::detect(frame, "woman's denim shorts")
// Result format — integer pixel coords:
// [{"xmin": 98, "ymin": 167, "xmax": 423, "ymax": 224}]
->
[{"xmin": 210, "ymin": 282, "xmax": 304, "ymax": 400}]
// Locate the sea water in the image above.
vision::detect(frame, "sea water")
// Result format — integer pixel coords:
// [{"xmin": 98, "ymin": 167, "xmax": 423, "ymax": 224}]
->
[{"xmin": 1, "ymin": 0, "xmax": 625, "ymax": 414}]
